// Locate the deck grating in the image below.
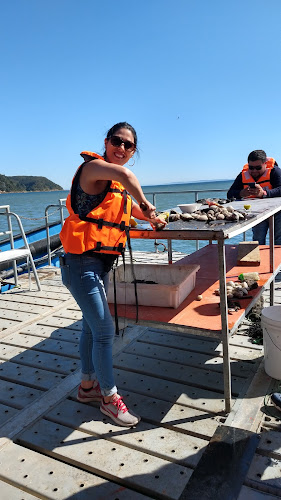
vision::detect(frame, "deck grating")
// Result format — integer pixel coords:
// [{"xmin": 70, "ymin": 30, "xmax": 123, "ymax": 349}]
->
[{"xmin": 0, "ymin": 256, "xmax": 280, "ymax": 499}]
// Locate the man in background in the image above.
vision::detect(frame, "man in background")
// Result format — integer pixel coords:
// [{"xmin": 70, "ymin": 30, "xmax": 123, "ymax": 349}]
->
[{"xmin": 227, "ymin": 150, "xmax": 281, "ymax": 244}]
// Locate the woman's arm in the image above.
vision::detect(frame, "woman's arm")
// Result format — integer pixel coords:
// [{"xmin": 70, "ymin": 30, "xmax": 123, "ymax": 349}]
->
[
  {"xmin": 81, "ymin": 159, "xmax": 157, "ymax": 218},
  {"xmin": 131, "ymin": 201, "xmax": 167, "ymax": 228}
]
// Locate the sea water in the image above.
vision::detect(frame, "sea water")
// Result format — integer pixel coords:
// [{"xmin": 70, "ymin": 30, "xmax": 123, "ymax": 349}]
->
[{"xmin": 0, "ymin": 180, "xmax": 253, "ymax": 254}]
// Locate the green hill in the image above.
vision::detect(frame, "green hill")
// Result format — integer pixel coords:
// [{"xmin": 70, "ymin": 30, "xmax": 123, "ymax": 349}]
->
[{"xmin": 0, "ymin": 175, "xmax": 63, "ymax": 192}]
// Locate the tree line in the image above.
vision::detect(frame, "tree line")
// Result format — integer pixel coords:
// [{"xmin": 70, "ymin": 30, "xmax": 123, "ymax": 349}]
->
[{"xmin": 0, "ymin": 174, "xmax": 63, "ymax": 192}]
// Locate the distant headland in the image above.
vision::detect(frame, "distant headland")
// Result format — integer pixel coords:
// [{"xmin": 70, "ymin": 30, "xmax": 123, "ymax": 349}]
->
[{"xmin": 0, "ymin": 174, "xmax": 63, "ymax": 193}]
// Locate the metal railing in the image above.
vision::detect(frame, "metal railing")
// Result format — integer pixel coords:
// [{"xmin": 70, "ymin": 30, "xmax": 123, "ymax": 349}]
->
[
  {"xmin": 46, "ymin": 190, "xmax": 244, "ymax": 264},
  {"xmin": 144, "ymin": 188, "xmax": 228, "ymax": 209},
  {"xmin": 45, "ymin": 199, "xmax": 67, "ymax": 265}
]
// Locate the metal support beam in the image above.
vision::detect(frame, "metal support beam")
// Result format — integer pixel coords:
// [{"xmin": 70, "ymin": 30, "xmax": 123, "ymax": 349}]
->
[
  {"xmin": 217, "ymin": 240, "xmax": 231, "ymax": 413},
  {"xmin": 168, "ymin": 240, "xmax": 173, "ymax": 264},
  {"xmin": 269, "ymin": 215, "xmax": 275, "ymax": 305}
]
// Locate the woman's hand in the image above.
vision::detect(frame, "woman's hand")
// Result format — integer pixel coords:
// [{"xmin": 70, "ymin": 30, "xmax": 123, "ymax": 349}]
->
[
  {"xmin": 148, "ymin": 215, "xmax": 168, "ymax": 230},
  {"xmin": 139, "ymin": 201, "xmax": 158, "ymax": 220},
  {"xmin": 131, "ymin": 202, "xmax": 167, "ymax": 229}
]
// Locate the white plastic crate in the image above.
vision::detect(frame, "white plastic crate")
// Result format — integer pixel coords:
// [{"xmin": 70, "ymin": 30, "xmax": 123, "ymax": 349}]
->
[{"xmin": 107, "ymin": 263, "xmax": 200, "ymax": 308}]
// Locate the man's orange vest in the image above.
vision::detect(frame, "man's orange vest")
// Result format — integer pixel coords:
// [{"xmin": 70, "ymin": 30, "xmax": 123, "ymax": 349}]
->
[
  {"xmin": 241, "ymin": 157, "xmax": 275, "ymax": 195},
  {"xmin": 60, "ymin": 152, "xmax": 132, "ymax": 255}
]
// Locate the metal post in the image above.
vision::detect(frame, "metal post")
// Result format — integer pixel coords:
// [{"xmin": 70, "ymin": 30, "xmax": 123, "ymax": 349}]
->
[
  {"xmin": 6, "ymin": 206, "xmax": 18, "ymax": 286},
  {"xmin": 168, "ymin": 240, "xmax": 173, "ymax": 264},
  {"xmin": 152, "ymin": 193, "xmax": 159, "ymax": 252},
  {"xmin": 217, "ymin": 239, "xmax": 232, "ymax": 413},
  {"xmin": 269, "ymin": 215, "xmax": 275, "ymax": 305},
  {"xmin": 45, "ymin": 207, "xmax": 52, "ymax": 266},
  {"xmin": 12, "ymin": 212, "xmax": 41, "ymax": 291},
  {"xmin": 195, "ymin": 192, "xmax": 199, "ymax": 251},
  {"xmin": 59, "ymin": 198, "xmax": 66, "ymax": 226}
]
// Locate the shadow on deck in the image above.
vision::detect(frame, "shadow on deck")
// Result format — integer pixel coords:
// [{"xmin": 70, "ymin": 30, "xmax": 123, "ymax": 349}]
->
[{"xmin": 0, "ymin": 267, "xmax": 280, "ymax": 499}]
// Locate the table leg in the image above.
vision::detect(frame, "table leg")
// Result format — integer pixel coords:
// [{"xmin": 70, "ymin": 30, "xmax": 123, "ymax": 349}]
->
[
  {"xmin": 269, "ymin": 215, "xmax": 275, "ymax": 306},
  {"xmin": 168, "ymin": 240, "xmax": 173, "ymax": 265},
  {"xmin": 218, "ymin": 240, "xmax": 232, "ymax": 413}
]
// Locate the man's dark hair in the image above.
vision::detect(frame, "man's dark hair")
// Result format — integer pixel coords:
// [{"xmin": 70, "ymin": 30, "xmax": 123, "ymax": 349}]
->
[{"xmin": 248, "ymin": 150, "xmax": 267, "ymax": 163}]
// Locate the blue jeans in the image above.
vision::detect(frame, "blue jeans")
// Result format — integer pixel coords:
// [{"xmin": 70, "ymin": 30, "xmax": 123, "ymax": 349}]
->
[
  {"xmin": 61, "ymin": 253, "xmax": 117, "ymax": 397},
  {"xmin": 252, "ymin": 210, "xmax": 281, "ymax": 245}
]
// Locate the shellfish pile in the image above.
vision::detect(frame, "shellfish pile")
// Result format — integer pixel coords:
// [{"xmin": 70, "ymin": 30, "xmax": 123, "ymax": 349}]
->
[{"xmin": 169, "ymin": 204, "xmax": 247, "ymax": 223}]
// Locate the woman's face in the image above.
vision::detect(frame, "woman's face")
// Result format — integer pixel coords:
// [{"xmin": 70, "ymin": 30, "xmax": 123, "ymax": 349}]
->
[{"xmin": 105, "ymin": 128, "xmax": 136, "ymax": 166}]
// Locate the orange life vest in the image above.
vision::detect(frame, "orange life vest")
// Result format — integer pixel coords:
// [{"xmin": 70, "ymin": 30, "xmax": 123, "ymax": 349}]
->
[
  {"xmin": 241, "ymin": 157, "xmax": 275, "ymax": 196},
  {"xmin": 60, "ymin": 151, "xmax": 132, "ymax": 255}
]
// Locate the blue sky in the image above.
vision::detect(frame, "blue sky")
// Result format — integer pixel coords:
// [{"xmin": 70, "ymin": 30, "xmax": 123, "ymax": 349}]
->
[{"xmin": 1, "ymin": 0, "xmax": 281, "ymax": 189}]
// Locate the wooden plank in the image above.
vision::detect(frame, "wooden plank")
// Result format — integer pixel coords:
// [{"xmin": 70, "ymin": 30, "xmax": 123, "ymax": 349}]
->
[
  {"xmin": 179, "ymin": 425, "xmax": 259, "ymax": 500},
  {"xmin": 0, "ymin": 344, "xmax": 79, "ymax": 374},
  {"xmin": 140, "ymin": 329, "xmax": 263, "ymax": 360},
  {"xmin": 0, "ymin": 309, "xmax": 37, "ymax": 322},
  {"xmin": 20, "ymin": 324, "xmax": 81, "ymax": 343},
  {"xmin": 245, "ymin": 454, "xmax": 281, "ymax": 495},
  {"xmin": 0, "ymin": 371, "xmax": 81, "ymax": 451},
  {"xmin": 114, "ymin": 368, "xmax": 226, "ymax": 413},
  {"xmin": 46, "ymin": 398, "xmax": 208, "ymax": 468},
  {"xmin": 38, "ymin": 284, "xmax": 71, "ymax": 294},
  {"xmin": 2, "ymin": 332, "xmax": 80, "ymax": 358},
  {"xmin": 10, "ymin": 289, "xmax": 71, "ymax": 300},
  {"xmin": 0, "ymin": 296, "xmax": 76, "ymax": 340},
  {"xmin": 17, "ymin": 418, "xmax": 192, "ymax": 499},
  {"xmin": 238, "ymin": 485, "xmax": 281, "ymax": 500},
  {"xmin": 0, "ymin": 379, "xmax": 43, "ymax": 409},
  {"xmin": 0, "ymin": 442, "xmax": 150, "ymax": 499},
  {"xmin": 237, "ymin": 241, "xmax": 260, "ymax": 266},
  {"xmin": 113, "ymin": 351, "xmax": 247, "ymax": 396},
  {"xmin": 0, "ymin": 359, "xmax": 67, "ymax": 390},
  {"xmin": 124, "ymin": 341, "xmax": 258, "ymax": 378},
  {"xmin": 225, "ymin": 360, "xmax": 273, "ymax": 432},
  {"xmin": 97, "ymin": 388, "xmax": 222, "ymax": 438},
  {"xmin": 0, "ymin": 318, "xmax": 17, "ymax": 330},
  {"xmin": 0, "ymin": 299, "xmax": 51, "ymax": 314},
  {"xmin": 0, "ymin": 480, "xmax": 38, "ymax": 500},
  {"xmin": 258, "ymin": 429, "xmax": 281, "ymax": 460},
  {"xmin": 180, "ymin": 426, "xmax": 259, "ymax": 500},
  {"xmin": 0, "ymin": 292, "xmax": 60, "ymax": 307},
  {"xmin": 54, "ymin": 309, "xmax": 83, "ymax": 320},
  {"xmin": 0, "ymin": 402, "xmax": 18, "ymax": 425},
  {"xmin": 39, "ymin": 316, "xmax": 82, "ymax": 330}
]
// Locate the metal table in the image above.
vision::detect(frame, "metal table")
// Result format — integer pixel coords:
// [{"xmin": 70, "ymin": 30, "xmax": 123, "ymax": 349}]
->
[{"xmin": 129, "ymin": 198, "xmax": 281, "ymax": 413}]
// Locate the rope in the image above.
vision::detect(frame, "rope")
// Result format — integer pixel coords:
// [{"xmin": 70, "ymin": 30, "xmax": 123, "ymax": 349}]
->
[{"xmin": 16, "ymin": 208, "xmax": 62, "ymax": 221}]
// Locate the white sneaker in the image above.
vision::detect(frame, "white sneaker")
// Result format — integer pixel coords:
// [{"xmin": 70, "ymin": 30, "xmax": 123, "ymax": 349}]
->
[{"xmin": 100, "ymin": 395, "xmax": 140, "ymax": 427}]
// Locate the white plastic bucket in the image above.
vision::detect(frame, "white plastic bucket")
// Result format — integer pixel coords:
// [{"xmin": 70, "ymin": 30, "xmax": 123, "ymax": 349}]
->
[{"xmin": 261, "ymin": 306, "xmax": 281, "ymax": 380}]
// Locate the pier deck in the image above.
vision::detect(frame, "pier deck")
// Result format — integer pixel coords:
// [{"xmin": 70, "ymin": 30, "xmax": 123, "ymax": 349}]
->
[{"xmin": 0, "ymin": 253, "xmax": 280, "ymax": 499}]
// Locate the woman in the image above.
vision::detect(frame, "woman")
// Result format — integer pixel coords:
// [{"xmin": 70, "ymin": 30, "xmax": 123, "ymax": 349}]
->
[{"xmin": 60, "ymin": 122, "xmax": 166, "ymax": 427}]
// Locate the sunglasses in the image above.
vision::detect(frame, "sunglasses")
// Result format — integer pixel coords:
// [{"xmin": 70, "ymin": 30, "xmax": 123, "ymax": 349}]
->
[
  {"xmin": 248, "ymin": 165, "xmax": 263, "ymax": 171},
  {"xmin": 110, "ymin": 135, "xmax": 136, "ymax": 152}
]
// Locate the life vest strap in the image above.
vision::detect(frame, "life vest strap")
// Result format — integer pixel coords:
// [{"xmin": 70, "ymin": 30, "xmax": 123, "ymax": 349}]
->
[
  {"xmin": 123, "ymin": 190, "xmax": 128, "ymax": 214},
  {"xmin": 80, "ymin": 215, "xmax": 130, "ymax": 231},
  {"xmin": 93, "ymin": 243, "xmax": 125, "ymax": 253}
]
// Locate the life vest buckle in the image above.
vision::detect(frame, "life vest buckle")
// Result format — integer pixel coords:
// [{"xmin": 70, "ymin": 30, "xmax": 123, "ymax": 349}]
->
[{"xmin": 97, "ymin": 219, "xmax": 104, "ymax": 230}]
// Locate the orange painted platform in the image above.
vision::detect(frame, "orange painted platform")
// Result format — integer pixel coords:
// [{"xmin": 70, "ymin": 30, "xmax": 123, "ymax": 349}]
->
[{"xmin": 109, "ymin": 244, "xmax": 281, "ymax": 333}]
